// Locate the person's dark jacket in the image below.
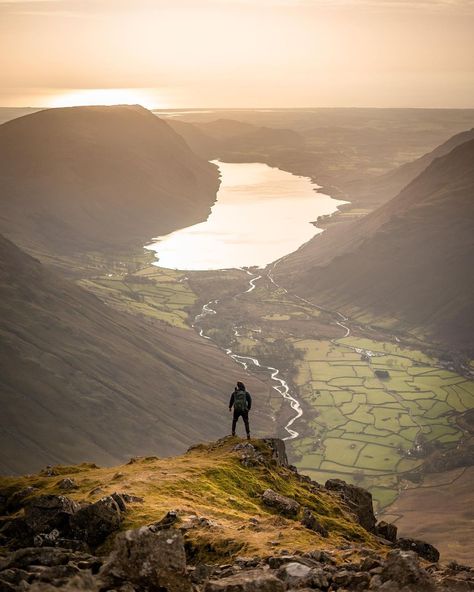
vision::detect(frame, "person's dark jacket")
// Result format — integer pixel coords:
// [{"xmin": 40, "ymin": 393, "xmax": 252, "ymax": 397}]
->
[{"xmin": 229, "ymin": 390, "xmax": 252, "ymax": 411}]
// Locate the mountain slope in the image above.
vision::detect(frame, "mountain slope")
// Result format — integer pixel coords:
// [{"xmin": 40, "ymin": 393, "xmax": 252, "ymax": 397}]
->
[
  {"xmin": 0, "ymin": 234, "xmax": 272, "ymax": 474},
  {"xmin": 347, "ymin": 127, "xmax": 474, "ymax": 207},
  {"xmin": 0, "ymin": 105, "xmax": 219, "ymax": 256},
  {"xmin": 277, "ymin": 139, "xmax": 474, "ymax": 351}
]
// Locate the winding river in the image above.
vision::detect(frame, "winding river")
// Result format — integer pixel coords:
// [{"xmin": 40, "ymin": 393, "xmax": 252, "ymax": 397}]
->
[{"xmin": 192, "ymin": 270, "xmax": 303, "ymax": 440}]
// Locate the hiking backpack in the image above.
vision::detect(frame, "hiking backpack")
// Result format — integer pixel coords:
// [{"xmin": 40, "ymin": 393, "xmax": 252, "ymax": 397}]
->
[{"xmin": 234, "ymin": 390, "xmax": 248, "ymax": 412}]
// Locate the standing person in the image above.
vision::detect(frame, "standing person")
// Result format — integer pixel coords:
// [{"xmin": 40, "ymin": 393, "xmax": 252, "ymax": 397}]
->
[{"xmin": 229, "ymin": 381, "xmax": 252, "ymax": 439}]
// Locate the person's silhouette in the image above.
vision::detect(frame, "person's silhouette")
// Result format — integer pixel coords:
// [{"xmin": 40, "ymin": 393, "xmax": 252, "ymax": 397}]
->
[{"xmin": 229, "ymin": 381, "xmax": 252, "ymax": 439}]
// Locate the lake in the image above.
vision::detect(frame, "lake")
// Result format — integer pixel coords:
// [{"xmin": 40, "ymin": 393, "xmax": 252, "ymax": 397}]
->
[{"xmin": 146, "ymin": 161, "xmax": 347, "ymax": 270}]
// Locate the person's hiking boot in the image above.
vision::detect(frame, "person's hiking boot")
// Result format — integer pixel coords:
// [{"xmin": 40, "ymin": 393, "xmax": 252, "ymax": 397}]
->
[
  {"xmin": 247, "ymin": 433, "xmax": 251, "ymax": 440},
  {"xmin": 232, "ymin": 432, "xmax": 236, "ymax": 437}
]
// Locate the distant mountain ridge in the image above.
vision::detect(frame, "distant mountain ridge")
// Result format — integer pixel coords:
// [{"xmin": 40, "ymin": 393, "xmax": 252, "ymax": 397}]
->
[
  {"xmin": 0, "ymin": 105, "xmax": 219, "ymax": 256},
  {"xmin": 277, "ymin": 137, "xmax": 474, "ymax": 351}
]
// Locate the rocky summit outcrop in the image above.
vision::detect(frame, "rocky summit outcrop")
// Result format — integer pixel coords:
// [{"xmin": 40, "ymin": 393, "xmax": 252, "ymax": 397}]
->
[
  {"xmin": 325, "ymin": 479, "xmax": 376, "ymax": 533},
  {"xmin": 0, "ymin": 438, "xmax": 466, "ymax": 591}
]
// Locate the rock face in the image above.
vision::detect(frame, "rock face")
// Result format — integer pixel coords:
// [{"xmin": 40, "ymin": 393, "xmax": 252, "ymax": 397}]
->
[
  {"xmin": 261, "ymin": 489, "xmax": 300, "ymax": 517},
  {"xmin": 376, "ymin": 520, "xmax": 398, "ymax": 543},
  {"xmin": 325, "ymin": 478, "xmax": 376, "ymax": 532},
  {"xmin": 101, "ymin": 526, "xmax": 191, "ymax": 592}
]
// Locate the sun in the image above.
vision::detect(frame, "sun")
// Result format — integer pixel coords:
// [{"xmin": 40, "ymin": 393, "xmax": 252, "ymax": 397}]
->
[{"xmin": 50, "ymin": 88, "xmax": 160, "ymax": 109}]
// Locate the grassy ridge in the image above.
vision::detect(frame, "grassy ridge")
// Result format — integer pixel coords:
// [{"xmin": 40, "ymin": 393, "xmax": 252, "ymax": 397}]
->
[{"xmin": 0, "ymin": 439, "xmax": 377, "ymax": 562}]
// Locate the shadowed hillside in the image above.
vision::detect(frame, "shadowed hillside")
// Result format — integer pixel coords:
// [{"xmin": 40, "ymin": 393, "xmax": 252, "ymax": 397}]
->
[
  {"xmin": 348, "ymin": 127, "xmax": 474, "ymax": 207},
  {"xmin": 0, "ymin": 235, "xmax": 272, "ymax": 474},
  {"xmin": 276, "ymin": 138, "xmax": 474, "ymax": 352},
  {"xmin": 0, "ymin": 105, "xmax": 219, "ymax": 257}
]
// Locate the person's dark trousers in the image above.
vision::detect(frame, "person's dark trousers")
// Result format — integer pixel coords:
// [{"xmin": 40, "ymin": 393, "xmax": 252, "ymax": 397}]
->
[{"xmin": 232, "ymin": 410, "xmax": 250, "ymax": 437}]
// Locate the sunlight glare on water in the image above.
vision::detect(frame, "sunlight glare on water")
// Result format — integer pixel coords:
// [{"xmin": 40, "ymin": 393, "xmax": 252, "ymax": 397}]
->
[{"xmin": 146, "ymin": 161, "xmax": 347, "ymax": 270}]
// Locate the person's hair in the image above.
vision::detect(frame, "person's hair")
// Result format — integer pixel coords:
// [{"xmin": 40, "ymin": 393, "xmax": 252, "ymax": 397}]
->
[{"xmin": 237, "ymin": 381, "xmax": 246, "ymax": 391}]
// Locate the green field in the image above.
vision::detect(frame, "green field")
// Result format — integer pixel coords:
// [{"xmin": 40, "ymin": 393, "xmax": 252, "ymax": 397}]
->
[
  {"xmin": 290, "ymin": 337, "xmax": 474, "ymax": 511},
  {"xmin": 79, "ymin": 262, "xmax": 197, "ymax": 329}
]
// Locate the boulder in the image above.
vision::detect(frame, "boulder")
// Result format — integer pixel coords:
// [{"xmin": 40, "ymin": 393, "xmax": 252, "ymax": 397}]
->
[
  {"xmin": 204, "ymin": 570, "xmax": 285, "ymax": 592},
  {"xmin": 262, "ymin": 489, "xmax": 300, "ymax": 518},
  {"xmin": 325, "ymin": 479, "xmax": 376, "ymax": 532},
  {"xmin": 396, "ymin": 537, "xmax": 440, "ymax": 562},
  {"xmin": 24, "ymin": 496, "xmax": 80, "ymax": 536},
  {"xmin": 0, "ymin": 518, "xmax": 33, "ymax": 549},
  {"xmin": 101, "ymin": 526, "xmax": 191, "ymax": 592},
  {"xmin": 277, "ymin": 562, "xmax": 312, "ymax": 588},
  {"xmin": 332, "ymin": 569, "xmax": 370, "ymax": 590},
  {"xmin": 57, "ymin": 479, "xmax": 78, "ymax": 492},
  {"xmin": 381, "ymin": 549, "xmax": 435, "ymax": 589},
  {"xmin": 70, "ymin": 496, "xmax": 122, "ymax": 549},
  {"xmin": 300, "ymin": 508, "xmax": 328, "ymax": 537},
  {"xmin": 376, "ymin": 521, "xmax": 397, "ymax": 543}
]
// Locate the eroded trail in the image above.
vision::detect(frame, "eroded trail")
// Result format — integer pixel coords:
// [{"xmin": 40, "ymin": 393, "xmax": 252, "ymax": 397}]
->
[{"xmin": 192, "ymin": 272, "xmax": 303, "ymax": 440}]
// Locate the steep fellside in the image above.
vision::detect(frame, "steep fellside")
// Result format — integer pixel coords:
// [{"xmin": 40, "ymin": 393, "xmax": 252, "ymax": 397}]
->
[
  {"xmin": 0, "ymin": 105, "xmax": 219, "ymax": 256},
  {"xmin": 277, "ymin": 139, "xmax": 474, "ymax": 351},
  {"xmin": 0, "ymin": 235, "xmax": 272, "ymax": 474},
  {"xmin": 347, "ymin": 127, "xmax": 474, "ymax": 207}
]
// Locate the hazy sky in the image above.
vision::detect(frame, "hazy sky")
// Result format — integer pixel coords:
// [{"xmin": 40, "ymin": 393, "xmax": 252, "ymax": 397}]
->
[{"xmin": 1, "ymin": 0, "xmax": 473, "ymax": 108}]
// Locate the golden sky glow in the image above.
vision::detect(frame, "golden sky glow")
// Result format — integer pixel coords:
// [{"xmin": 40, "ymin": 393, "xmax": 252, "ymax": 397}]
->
[{"xmin": 1, "ymin": 0, "xmax": 473, "ymax": 108}]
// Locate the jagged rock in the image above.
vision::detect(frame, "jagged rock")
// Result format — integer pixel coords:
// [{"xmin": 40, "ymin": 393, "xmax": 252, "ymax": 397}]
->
[
  {"xmin": 101, "ymin": 526, "xmax": 191, "ymax": 592},
  {"xmin": 57, "ymin": 479, "xmax": 78, "ymax": 492},
  {"xmin": 300, "ymin": 508, "xmax": 328, "ymax": 537},
  {"xmin": 325, "ymin": 478, "xmax": 376, "ymax": 532},
  {"xmin": 110, "ymin": 493, "xmax": 128, "ymax": 512},
  {"xmin": 262, "ymin": 439, "xmax": 289, "ymax": 467},
  {"xmin": 381, "ymin": 549, "xmax": 435, "ymax": 589},
  {"xmin": 150, "ymin": 510, "xmax": 180, "ymax": 531},
  {"xmin": 396, "ymin": 537, "xmax": 440, "ymax": 562},
  {"xmin": 204, "ymin": 570, "xmax": 285, "ymax": 592},
  {"xmin": 262, "ymin": 489, "xmax": 300, "ymax": 517},
  {"xmin": 302, "ymin": 549, "xmax": 336, "ymax": 565},
  {"xmin": 376, "ymin": 521, "xmax": 397, "ymax": 543},
  {"xmin": 233, "ymin": 443, "xmax": 265, "ymax": 467},
  {"xmin": 69, "ymin": 496, "xmax": 122, "ymax": 549},
  {"xmin": 0, "ymin": 547, "xmax": 101, "ymax": 572},
  {"xmin": 332, "ymin": 569, "xmax": 371, "ymax": 590},
  {"xmin": 277, "ymin": 562, "xmax": 313, "ymax": 588},
  {"xmin": 24, "ymin": 496, "xmax": 80, "ymax": 536},
  {"xmin": 119, "ymin": 493, "xmax": 144, "ymax": 504}
]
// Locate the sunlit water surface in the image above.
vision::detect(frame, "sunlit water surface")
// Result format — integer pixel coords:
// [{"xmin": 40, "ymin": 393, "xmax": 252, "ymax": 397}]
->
[{"xmin": 147, "ymin": 161, "xmax": 347, "ymax": 270}]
